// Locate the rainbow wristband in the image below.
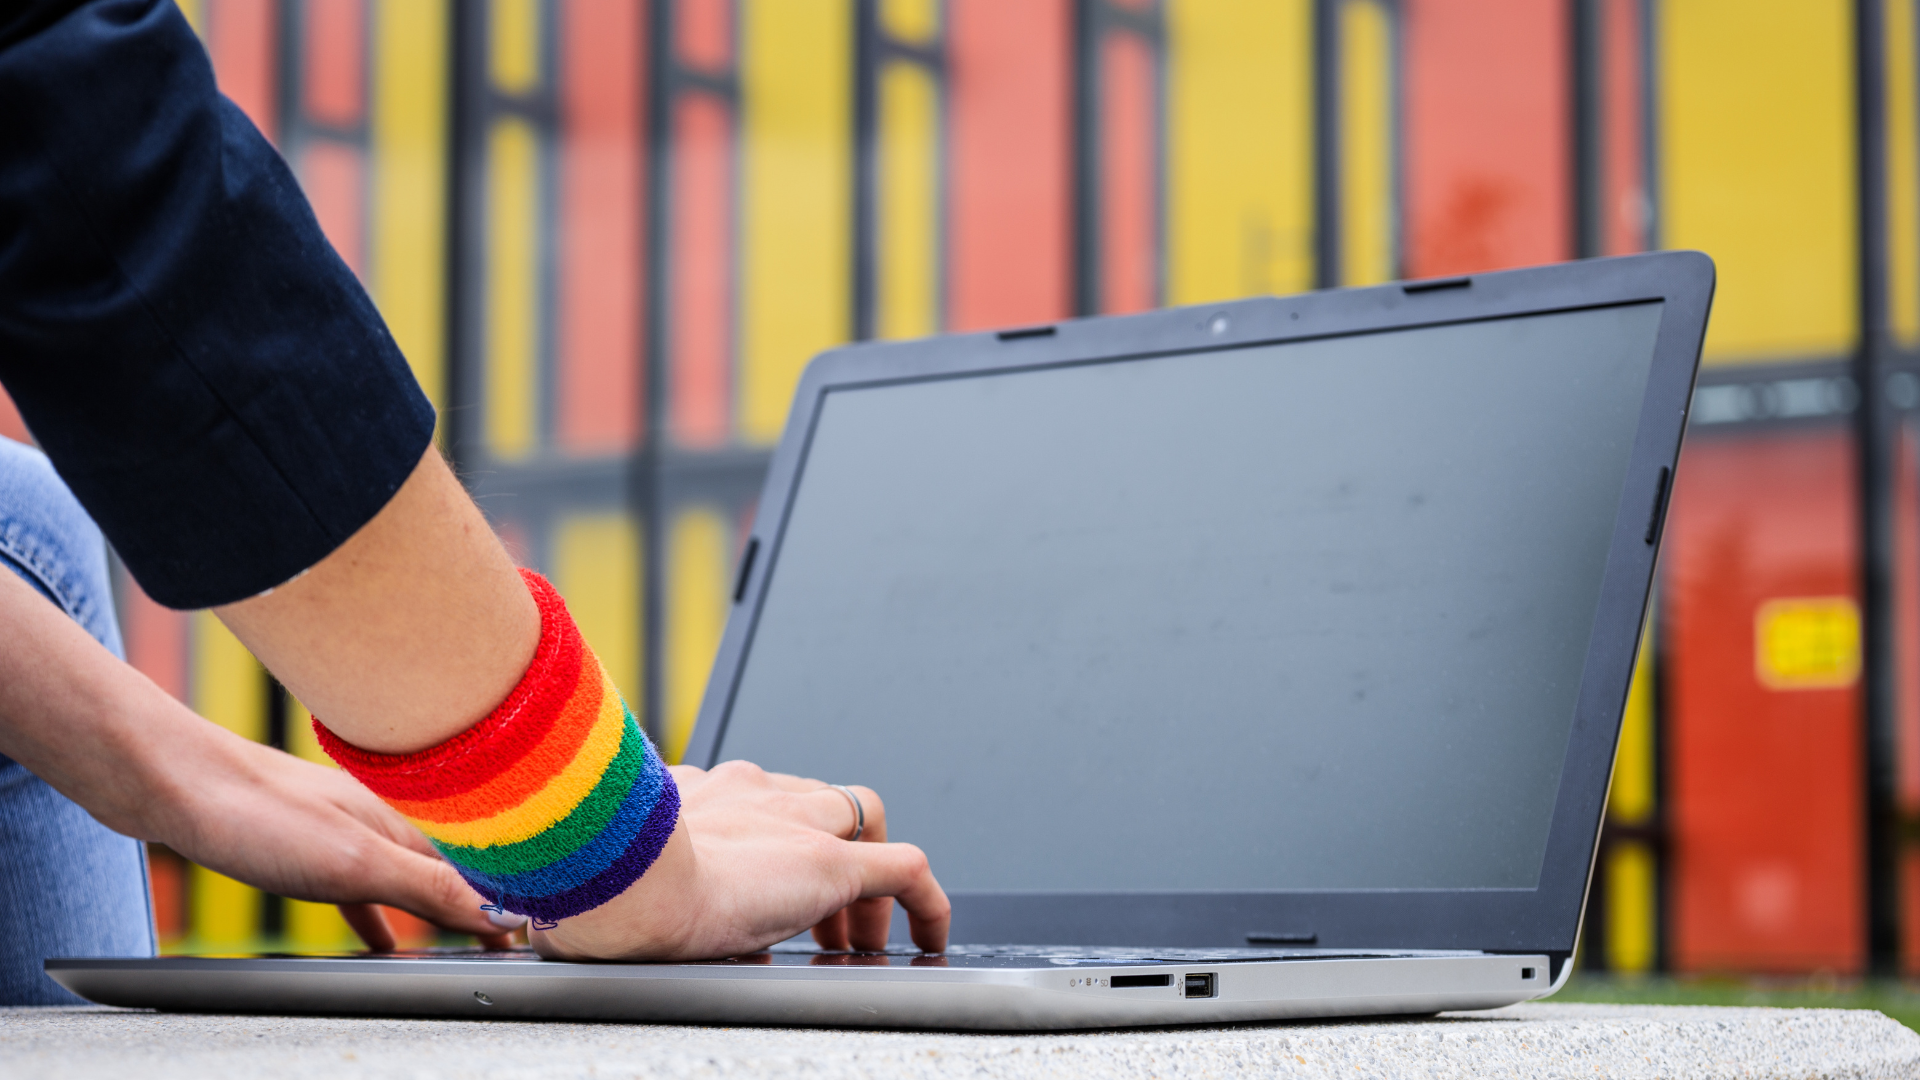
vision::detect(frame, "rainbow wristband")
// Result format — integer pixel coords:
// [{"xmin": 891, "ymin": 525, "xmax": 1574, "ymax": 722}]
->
[{"xmin": 315, "ymin": 569, "xmax": 679, "ymax": 928}]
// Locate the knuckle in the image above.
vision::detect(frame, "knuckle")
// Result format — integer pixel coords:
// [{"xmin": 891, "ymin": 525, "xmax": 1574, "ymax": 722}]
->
[{"xmin": 712, "ymin": 759, "xmax": 766, "ymax": 784}]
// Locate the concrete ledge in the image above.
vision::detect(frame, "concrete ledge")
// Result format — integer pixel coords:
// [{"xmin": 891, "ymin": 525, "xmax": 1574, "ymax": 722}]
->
[{"xmin": 4, "ymin": 1001, "xmax": 1918, "ymax": 1079}]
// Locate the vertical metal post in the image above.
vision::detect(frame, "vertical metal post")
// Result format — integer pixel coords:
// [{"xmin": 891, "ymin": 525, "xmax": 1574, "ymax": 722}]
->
[
  {"xmin": 443, "ymin": 0, "xmax": 481, "ymax": 471},
  {"xmin": 636, "ymin": 0, "xmax": 672, "ymax": 745},
  {"xmin": 1312, "ymin": 0, "xmax": 1342, "ymax": 290},
  {"xmin": 851, "ymin": 0, "xmax": 879, "ymax": 341},
  {"xmin": 1071, "ymin": 0, "xmax": 1102, "ymax": 316},
  {"xmin": 1571, "ymin": 0, "xmax": 1602, "ymax": 260},
  {"xmin": 1856, "ymin": 0, "xmax": 1902, "ymax": 978}
]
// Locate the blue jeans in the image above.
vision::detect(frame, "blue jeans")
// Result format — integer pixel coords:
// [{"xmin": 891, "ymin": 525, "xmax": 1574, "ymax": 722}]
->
[{"xmin": 0, "ymin": 435, "xmax": 155, "ymax": 1004}]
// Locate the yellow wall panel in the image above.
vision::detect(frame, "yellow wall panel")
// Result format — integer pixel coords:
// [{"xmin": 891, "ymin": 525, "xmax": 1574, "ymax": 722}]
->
[
  {"xmin": 665, "ymin": 509, "xmax": 730, "ymax": 764},
  {"xmin": 189, "ymin": 865, "xmax": 260, "ymax": 948},
  {"xmin": 877, "ymin": 61, "xmax": 940, "ymax": 340},
  {"xmin": 1889, "ymin": 0, "xmax": 1920, "ymax": 347},
  {"xmin": 1610, "ymin": 618, "xmax": 1657, "ymax": 824},
  {"xmin": 372, "ymin": 0, "xmax": 450, "ymax": 421},
  {"xmin": 1604, "ymin": 841, "xmax": 1659, "ymax": 973},
  {"xmin": 191, "ymin": 611, "xmax": 265, "ymax": 742},
  {"xmin": 1167, "ymin": 0, "xmax": 1315, "ymax": 303},
  {"xmin": 189, "ymin": 612, "xmax": 264, "ymax": 944},
  {"xmin": 485, "ymin": 116, "xmax": 540, "ymax": 459},
  {"xmin": 1659, "ymin": 0, "xmax": 1856, "ymax": 364},
  {"xmin": 177, "ymin": 0, "xmax": 205, "ymax": 36},
  {"xmin": 285, "ymin": 899, "xmax": 357, "ymax": 951},
  {"xmin": 283, "ymin": 695, "xmax": 334, "ymax": 767},
  {"xmin": 490, "ymin": 0, "xmax": 540, "ymax": 94},
  {"xmin": 554, "ymin": 514, "xmax": 643, "ymax": 707},
  {"xmin": 740, "ymin": 0, "xmax": 853, "ymax": 444},
  {"xmin": 1340, "ymin": 0, "xmax": 1394, "ymax": 287},
  {"xmin": 881, "ymin": 0, "xmax": 939, "ymax": 43}
]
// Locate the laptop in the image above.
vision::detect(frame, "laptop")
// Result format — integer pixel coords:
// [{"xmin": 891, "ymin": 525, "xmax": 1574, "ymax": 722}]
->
[{"xmin": 50, "ymin": 251, "xmax": 1713, "ymax": 1030}]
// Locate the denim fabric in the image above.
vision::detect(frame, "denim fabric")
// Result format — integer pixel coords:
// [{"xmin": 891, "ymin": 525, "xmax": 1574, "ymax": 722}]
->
[
  {"xmin": 0, "ymin": 435, "xmax": 155, "ymax": 1005},
  {"xmin": 0, "ymin": 0, "xmax": 434, "ymax": 609}
]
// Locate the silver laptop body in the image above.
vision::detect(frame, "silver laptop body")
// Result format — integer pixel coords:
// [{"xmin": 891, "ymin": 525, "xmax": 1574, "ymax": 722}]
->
[{"xmin": 52, "ymin": 252, "xmax": 1713, "ymax": 1030}]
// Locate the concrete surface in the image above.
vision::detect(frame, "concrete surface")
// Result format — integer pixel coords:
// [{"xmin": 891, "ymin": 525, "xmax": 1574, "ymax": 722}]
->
[{"xmin": 4, "ymin": 1001, "xmax": 1918, "ymax": 1079}]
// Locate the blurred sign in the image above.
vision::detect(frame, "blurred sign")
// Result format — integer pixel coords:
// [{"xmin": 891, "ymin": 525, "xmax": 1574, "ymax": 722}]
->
[{"xmin": 1754, "ymin": 597, "xmax": 1860, "ymax": 690}]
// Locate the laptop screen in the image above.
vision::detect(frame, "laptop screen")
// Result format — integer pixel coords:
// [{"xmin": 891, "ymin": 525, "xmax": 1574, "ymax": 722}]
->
[{"xmin": 717, "ymin": 301, "xmax": 1665, "ymax": 893}]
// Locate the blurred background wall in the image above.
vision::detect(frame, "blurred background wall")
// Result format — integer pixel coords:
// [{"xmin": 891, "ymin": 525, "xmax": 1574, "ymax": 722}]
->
[{"xmin": 4, "ymin": 0, "xmax": 1918, "ymax": 976}]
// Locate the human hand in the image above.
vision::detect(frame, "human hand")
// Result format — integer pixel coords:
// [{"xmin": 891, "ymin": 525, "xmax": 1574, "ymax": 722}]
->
[
  {"xmin": 530, "ymin": 760, "xmax": 949, "ymax": 961},
  {"xmin": 149, "ymin": 733, "xmax": 518, "ymax": 951}
]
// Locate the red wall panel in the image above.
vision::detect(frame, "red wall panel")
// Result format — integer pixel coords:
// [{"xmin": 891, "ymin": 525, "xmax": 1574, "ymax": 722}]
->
[
  {"xmin": 1665, "ymin": 430, "xmax": 1863, "ymax": 973},
  {"xmin": 669, "ymin": 93, "xmax": 734, "ymax": 449},
  {"xmin": 1402, "ymin": 0, "xmax": 1570, "ymax": 277},
  {"xmin": 947, "ymin": 0, "xmax": 1072, "ymax": 331},
  {"xmin": 302, "ymin": 0, "xmax": 365, "ymax": 127},
  {"xmin": 1098, "ymin": 30, "xmax": 1159, "ymax": 315},
  {"xmin": 558, "ymin": 0, "xmax": 644, "ymax": 454},
  {"xmin": 208, "ymin": 0, "xmax": 278, "ymax": 142}
]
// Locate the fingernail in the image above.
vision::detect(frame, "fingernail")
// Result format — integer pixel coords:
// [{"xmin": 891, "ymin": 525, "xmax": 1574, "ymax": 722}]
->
[{"xmin": 486, "ymin": 908, "xmax": 530, "ymax": 930}]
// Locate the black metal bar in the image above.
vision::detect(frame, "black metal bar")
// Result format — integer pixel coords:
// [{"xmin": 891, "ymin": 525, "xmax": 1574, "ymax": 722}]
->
[
  {"xmin": 442, "ymin": 0, "xmax": 482, "ymax": 469},
  {"xmin": 635, "ymin": 0, "xmax": 672, "ymax": 745},
  {"xmin": 1071, "ymin": 0, "xmax": 1101, "ymax": 316},
  {"xmin": 1571, "ymin": 0, "xmax": 1601, "ymax": 259},
  {"xmin": 852, "ymin": 0, "xmax": 879, "ymax": 340},
  {"xmin": 1312, "ymin": 0, "xmax": 1341, "ymax": 289},
  {"xmin": 1855, "ymin": 0, "xmax": 1901, "ymax": 978}
]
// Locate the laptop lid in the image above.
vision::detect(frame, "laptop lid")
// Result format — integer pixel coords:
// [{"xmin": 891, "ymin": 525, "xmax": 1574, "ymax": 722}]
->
[{"xmin": 683, "ymin": 252, "xmax": 1712, "ymax": 967}]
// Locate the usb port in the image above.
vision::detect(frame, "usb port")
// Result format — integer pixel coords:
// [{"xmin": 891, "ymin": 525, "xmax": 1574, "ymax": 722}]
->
[
  {"xmin": 1110, "ymin": 974, "xmax": 1171, "ymax": 989},
  {"xmin": 1184, "ymin": 973, "xmax": 1215, "ymax": 998}
]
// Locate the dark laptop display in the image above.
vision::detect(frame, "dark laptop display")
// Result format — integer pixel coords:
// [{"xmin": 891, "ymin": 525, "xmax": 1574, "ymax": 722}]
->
[{"xmin": 716, "ymin": 303, "xmax": 1665, "ymax": 896}]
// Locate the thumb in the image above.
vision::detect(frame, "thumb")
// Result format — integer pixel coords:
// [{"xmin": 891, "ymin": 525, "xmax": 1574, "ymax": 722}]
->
[{"xmin": 369, "ymin": 843, "xmax": 520, "ymax": 948}]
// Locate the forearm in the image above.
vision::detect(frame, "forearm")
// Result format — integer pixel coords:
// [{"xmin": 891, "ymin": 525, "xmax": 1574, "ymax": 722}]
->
[
  {"xmin": 214, "ymin": 448, "xmax": 538, "ymax": 755},
  {"xmin": 0, "ymin": 563, "xmax": 216, "ymax": 840}
]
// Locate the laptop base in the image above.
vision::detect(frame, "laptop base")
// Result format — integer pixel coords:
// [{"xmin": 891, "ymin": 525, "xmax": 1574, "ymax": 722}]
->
[{"xmin": 49, "ymin": 946, "xmax": 1555, "ymax": 1031}]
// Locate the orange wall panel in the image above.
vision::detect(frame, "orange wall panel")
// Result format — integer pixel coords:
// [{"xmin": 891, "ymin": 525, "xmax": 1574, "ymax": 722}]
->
[
  {"xmin": 1665, "ymin": 429, "xmax": 1863, "ymax": 973},
  {"xmin": 1402, "ymin": 0, "xmax": 1570, "ymax": 276}
]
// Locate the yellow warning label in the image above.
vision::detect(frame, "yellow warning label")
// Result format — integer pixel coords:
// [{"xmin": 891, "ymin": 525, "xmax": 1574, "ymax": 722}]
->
[{"xmin": 1754, "ymin": 597, "xmax": 1861, "ymax": 690}]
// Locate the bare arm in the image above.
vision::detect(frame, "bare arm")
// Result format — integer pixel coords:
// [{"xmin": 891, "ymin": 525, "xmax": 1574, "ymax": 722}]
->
[{"xmin": 0, "ymin": 564, "xmax": 512, "ymax": 948}]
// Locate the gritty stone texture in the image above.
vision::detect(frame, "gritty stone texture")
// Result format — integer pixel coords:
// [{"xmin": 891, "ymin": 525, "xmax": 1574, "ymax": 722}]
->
[{"xmin": 3, "ymin": 1002, "xmax": 1917, "ymax": 1079}]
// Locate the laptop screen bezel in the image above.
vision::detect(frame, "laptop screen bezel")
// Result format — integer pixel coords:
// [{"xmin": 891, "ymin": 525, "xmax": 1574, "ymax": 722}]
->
[{"xmin": 681, "ymin": 252, "xmax": 1713, "ymax": 960}]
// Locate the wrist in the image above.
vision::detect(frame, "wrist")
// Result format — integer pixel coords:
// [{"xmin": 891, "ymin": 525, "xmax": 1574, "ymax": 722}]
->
[{"xmin": 529, "ymin": 820, "xmax": 703, "ymax": 961}]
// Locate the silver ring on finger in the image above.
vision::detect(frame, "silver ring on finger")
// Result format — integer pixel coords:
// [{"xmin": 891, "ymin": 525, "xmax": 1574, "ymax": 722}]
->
[{"xmin": 830, "ymin": 784, "xmax": 865, "ymax": 842}]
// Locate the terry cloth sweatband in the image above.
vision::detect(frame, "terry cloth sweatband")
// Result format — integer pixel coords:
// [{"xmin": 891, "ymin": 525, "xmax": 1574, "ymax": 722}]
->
[{"xmin": 314, "ymin": 569, "xmax": 679, "ymax": 928}]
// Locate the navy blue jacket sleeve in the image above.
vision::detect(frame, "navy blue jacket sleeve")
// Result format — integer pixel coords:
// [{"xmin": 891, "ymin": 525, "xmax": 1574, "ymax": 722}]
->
[{"xmin": 0, "ymin": 0, "xmax": 435, "ymax": 609}]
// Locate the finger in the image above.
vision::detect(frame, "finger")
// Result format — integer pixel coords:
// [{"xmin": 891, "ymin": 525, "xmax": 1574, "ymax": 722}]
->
[
  {"xmin": 846, "ymin": 896, "xmax": 894, "ymax": 952},
  {"xmin": 852, "ymin": 842, "xmax": 950, "ymax": 954},
  {"xmin": 339, "ymin": 903, "xmax": 396, "ymax": 952},
  {"xmin": 847, "ymin": 785, "xmax": 886, "ymax": 843},
  {"xmin": 795, "ymin": 787, "xmax": 867, "ymax": 838},
  {"xmin": 811, "ymin": 908, "xmax": 850, "ymax": 951}
]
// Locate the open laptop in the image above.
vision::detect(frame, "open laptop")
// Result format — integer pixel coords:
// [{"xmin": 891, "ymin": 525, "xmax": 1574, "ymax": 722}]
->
[{"xmin": 50, "ymin": 251, "xmax": 1713, "ymax": 1030}]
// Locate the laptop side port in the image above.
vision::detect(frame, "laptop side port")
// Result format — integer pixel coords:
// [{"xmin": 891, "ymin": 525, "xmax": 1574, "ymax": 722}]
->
[
  {"xmin": 1110, "ymin": 974, "xmax": 1172, "ymax": 989},
  {"xmin": 1184, "ymin": 973, "xmax": 1216, "ymax": 998}
]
